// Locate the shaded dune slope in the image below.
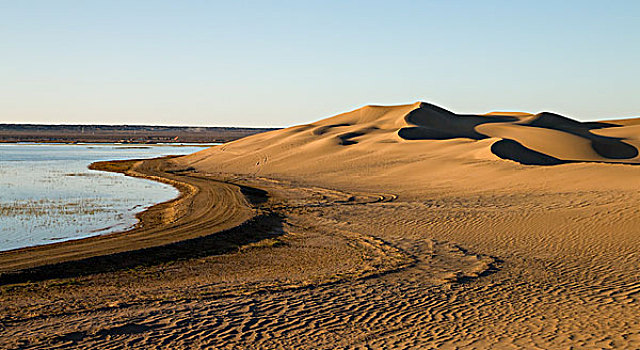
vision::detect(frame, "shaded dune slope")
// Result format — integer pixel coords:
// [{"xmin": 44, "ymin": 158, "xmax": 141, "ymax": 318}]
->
[
  {"xmin": 401, "ymin": 104, "xmax": 638, "ymax": 165},
  {"xmin": 182, "ymin": 102, "xmax": 639, "ymax": 173}
]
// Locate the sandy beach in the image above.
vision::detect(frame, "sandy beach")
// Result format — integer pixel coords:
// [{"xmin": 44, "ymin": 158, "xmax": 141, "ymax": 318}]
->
[{"xmin": 1, "ymin": 102, "xmax": 639, "ymax": 349}]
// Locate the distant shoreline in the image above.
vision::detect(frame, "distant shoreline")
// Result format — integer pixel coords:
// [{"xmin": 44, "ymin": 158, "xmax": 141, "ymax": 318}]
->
[{"xmin": 0, "ymin": 124, "xmax": 278, "ymax": 144}]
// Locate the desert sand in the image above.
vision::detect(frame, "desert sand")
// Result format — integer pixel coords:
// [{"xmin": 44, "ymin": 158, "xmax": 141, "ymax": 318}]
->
[{"xmin": 1, "ymin": 102, "xmax": 639, "ymax": 349}]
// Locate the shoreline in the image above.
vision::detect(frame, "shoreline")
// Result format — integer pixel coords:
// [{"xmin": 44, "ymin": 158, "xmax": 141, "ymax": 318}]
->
[
  {"xmin": 0, "ymin": 144, "xmax": 214, "ymax": 253},
  {"xmin": 0, "ymin": 156, "xmax": 260, "ymax": 283}
]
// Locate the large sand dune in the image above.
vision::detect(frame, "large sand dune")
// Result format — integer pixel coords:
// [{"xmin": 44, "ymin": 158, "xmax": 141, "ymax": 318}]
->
[
  {"xmin": 182, "ymin": 102, "xmax": 640, "ymax": 175},
  {"xmin": 2, "ymin": 102, "xmax": 640, "ymax": 349}
]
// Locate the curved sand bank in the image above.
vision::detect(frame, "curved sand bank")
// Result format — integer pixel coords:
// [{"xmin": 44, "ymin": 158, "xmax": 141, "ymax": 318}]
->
[{"xmin": 0, "ymin": 157, "xmax": 258, "ymax": 281}]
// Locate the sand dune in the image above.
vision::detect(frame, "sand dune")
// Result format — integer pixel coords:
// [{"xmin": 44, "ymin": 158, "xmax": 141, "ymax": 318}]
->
[
  {"xmin": 181, "ymin": 102, "xmax": 640, "ymax": 177},
  {"xmin": 2, "ymin": 102, "xmax": 640, "ymax": 349}
]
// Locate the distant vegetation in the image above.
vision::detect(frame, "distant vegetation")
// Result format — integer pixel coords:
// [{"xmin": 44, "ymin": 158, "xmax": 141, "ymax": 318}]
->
[{"xmin": 0, "ymin": 124, "xmax": 278, "ymax": 143}]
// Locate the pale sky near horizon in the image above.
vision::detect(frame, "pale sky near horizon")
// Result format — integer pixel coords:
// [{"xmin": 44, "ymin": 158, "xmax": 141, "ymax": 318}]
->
[{"xmin": 1, "ymin": 1, "xmax": 639, "ymax": 127}]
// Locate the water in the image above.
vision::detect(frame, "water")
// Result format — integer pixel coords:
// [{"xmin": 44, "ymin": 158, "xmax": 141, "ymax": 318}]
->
[{"xmin": 0, "ymin": 143, "xmax": 212, "ymax": 252}]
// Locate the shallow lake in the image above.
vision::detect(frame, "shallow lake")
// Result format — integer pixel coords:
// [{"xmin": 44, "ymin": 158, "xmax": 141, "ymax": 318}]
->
[{"xmin": 0, "ymin": 143, "xmax": 212, "ymax": 252}]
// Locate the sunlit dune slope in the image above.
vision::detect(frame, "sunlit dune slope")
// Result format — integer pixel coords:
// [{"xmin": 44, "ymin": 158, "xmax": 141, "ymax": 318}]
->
[{"xmin": 180, "ymin": 102, "xmax": 640, "ymax": 181}]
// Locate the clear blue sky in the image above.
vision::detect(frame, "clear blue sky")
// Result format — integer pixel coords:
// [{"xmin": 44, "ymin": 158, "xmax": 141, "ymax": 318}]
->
[{"xmin": 1, "ymin": 1, "xmax": 639, "ymax": 127}]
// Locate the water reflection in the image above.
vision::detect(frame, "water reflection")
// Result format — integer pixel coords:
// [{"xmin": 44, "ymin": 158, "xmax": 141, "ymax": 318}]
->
[{"xmin": 0, "ymin": 143, "xmax": 211, "ymax": 251}]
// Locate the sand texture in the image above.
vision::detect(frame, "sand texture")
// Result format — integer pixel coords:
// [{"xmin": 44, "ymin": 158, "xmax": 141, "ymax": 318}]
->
[{"xmin": 1, "ymin": 102, "xmax": 640, "ymax": 349}]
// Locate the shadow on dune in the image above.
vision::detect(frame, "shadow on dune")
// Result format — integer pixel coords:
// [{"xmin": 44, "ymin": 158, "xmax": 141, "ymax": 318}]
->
[
  {"xmin": 398, "ymin": 103, "xmax": 638, "ymax": 165},
  {"xmin": 526, "ymin": 112, "xmax": 638, "ymax": 160},
  {"xmin": 398, "ymin": 103, "xmax": 517, "ymax": 141},
  {"xmin": 491, "ymin": 139, "xmax": 567, "ymax": 166}
]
